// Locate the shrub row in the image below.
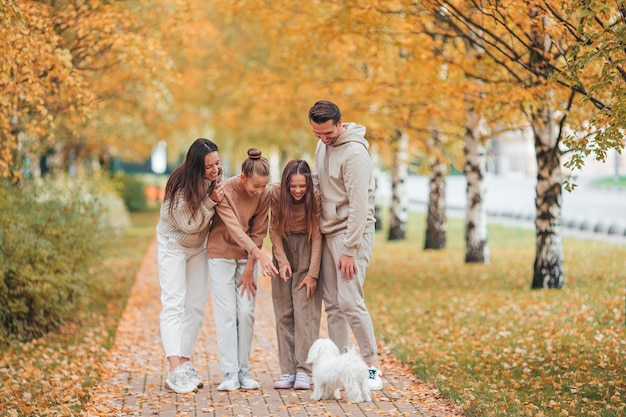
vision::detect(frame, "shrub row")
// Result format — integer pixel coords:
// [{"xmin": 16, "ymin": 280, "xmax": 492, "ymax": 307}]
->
[{"xmin": 0, "ymin": 176, "xmax": 130, "ymax": 344}]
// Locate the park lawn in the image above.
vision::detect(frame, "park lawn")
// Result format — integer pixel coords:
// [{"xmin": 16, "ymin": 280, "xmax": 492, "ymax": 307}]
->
[
  {"xmin": 1, "ymin": 208, "xmax": 623, "ymax": 417},
  {"xmin": 0, "ymin": 210, "xmax": 160, "ymax": 417},
  {"xmin": 367, "ymin": 212, "xmax": 625, "ymax": 417}
]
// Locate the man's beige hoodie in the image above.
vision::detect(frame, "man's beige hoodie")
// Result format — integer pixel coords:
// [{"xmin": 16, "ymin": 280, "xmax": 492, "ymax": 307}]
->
[{"xmin": 313, "ymin": 122, "xmax": 376, "ymax": 257}]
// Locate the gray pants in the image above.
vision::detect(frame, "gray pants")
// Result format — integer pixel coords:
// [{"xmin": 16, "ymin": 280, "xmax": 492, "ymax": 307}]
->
[
  {"xmin": 321, "ymin": 231, "xmax": 378, "ymax": 364},
  {"xmin": 272, "ymin": 233, "xmax": 322, "ymax": 375}
]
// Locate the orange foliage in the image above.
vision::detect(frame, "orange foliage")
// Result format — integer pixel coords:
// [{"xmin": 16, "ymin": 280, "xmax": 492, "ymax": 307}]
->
[{"xmin": 0, "ymin": 1, "xmax": 183, "ymax": 178}]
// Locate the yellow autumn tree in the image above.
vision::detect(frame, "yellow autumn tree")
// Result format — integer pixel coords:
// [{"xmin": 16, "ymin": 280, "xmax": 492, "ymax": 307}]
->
[
  {"xmin": 0, "ymin": 0, "xmax": 183, "ymax": 179},
  {"xmin": 419, "ymin": 0, "xmax": 626, "ymax": 288}
]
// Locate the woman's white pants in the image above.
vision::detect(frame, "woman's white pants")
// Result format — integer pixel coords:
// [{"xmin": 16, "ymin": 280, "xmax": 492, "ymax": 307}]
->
[{"xmin": 157, "ymin": 234, "xmax": 208, "ymax": 358}]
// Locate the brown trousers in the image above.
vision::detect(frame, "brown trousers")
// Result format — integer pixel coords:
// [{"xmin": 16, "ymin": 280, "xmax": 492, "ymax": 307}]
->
[{"xmin": 272, "ymin": 233, "xmax": 323, "ymax": 375}]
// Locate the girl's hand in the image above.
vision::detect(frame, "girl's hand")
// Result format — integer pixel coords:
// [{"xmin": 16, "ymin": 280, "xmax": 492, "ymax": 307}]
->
[
  {"xmin": 297, "ymin": 275, "xmax": 317, "ymax": 300},
  {"xmin": 237, "ymin": 269, "xmax": 257, "ymax": 300},
  {"xmin": 279, "ymin": 265, "xmax": 292, "ymax": 282},
  {"xmin": 252, "ymin": 247, "xmax": 278, "ymax": 276}
]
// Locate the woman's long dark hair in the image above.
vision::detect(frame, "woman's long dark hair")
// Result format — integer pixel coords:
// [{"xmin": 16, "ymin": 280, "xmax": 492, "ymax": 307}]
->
[
  {"xmin": 275, "ymin": 159, "xmax": 317, "ymax": 239},
  {"xmin": 164, "ymin": 138, "xmax": 219, "ymax": 218}
]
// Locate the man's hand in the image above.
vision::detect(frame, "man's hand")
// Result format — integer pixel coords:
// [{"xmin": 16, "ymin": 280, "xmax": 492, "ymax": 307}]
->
[{"xmin": 337, "ymin": 254, "xmax": 357, "ymax": 282}]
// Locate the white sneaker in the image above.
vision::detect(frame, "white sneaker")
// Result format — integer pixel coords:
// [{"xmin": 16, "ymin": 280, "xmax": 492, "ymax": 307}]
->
[
  {"xmin": 293, "ymin": 372, "xmax": 310, "ymax": 390},
  {"xmin": 367, "ymin": 366, "xmax": 383, "ymax": 391},
  {"xmin": 180, "ymin": 362, "xmax": 203, "ymax": 388},
  {"xmin": 238, "ymin": 370, "xmax": 260, "ymax": 390},
  {"xmin": 273, "ymin": 373, "xmax": 296, "ymax": 389},
  {"xmin": 217, "ymin": 372, "xmax": 240, "ymax": 391},
  {"xmin": 165, "ymin": 367, "xmax": 198, "ymax": 394}
]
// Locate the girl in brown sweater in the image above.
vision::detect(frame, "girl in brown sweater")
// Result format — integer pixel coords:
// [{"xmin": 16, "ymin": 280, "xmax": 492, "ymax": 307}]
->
[{"xmin": 207, "ymin": 148, "xmax": 273, "ymax": 391}]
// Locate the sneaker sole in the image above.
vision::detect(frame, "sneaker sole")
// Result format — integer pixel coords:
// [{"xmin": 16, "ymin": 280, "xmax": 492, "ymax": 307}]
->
[
  {"xmin": 217, "ymin": 383, "xmax": 241, "ymax": 391},
  {"xmin": 164, "ymin": 381, "xmax": 198, "ymax": 394},
  {"xmin": 273, "ymin": 384, "xmax": 295, "ymax": 389}
]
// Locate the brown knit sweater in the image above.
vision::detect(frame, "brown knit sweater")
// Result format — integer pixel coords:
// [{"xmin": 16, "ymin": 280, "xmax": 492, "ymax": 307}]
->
[{"xmin": 206, "ymin": 176, "xmax": 270, "ymax": 260}]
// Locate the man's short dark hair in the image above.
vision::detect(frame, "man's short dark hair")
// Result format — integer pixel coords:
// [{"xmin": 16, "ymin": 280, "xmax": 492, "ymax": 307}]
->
[{"xmin": 309, "ymin": 100, "xmax": 342, "ymax": 125}]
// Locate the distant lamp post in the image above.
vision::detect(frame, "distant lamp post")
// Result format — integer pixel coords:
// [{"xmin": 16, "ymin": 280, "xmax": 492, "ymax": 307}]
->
[
  {"xmin": 149, "ymin": 141, "xmax": 167, "ymax": 202},
  {"xmin": 615, "ymin": 148, "xmax": 621, "ymax": 183},
  {"xmin": 151, "ymin": 141, "xmax": 167, "ymax": 174}
]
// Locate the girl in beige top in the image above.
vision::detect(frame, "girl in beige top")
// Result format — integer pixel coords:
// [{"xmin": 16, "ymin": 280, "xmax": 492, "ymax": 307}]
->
[{"xmin": 269, "ymin": 159, "xmax": 322, "ymax": 390}]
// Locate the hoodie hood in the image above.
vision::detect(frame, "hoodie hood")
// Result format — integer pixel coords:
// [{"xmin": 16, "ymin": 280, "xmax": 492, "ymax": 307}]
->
[{"xmin": 333, "ymin": 122, "xmax": 369, "ymax": 150}]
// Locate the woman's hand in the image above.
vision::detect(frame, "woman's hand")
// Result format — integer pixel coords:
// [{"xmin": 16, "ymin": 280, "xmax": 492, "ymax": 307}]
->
[{"xmin": 210, "ymin": 183, "xmax": 225, "ymax": 202}]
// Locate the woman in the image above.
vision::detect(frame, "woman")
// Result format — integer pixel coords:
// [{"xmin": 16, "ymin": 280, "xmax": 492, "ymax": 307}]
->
[
  {"xmin": 207, "ymin": 148, "xmax": 274, "ymax": 391},
  {"xmin": 269, "ymin": 160, "xmax": 322, "ymax": 390},
  {"xmin": 156, "ymin": 139, "xmax": 275, "ymax": 394}
]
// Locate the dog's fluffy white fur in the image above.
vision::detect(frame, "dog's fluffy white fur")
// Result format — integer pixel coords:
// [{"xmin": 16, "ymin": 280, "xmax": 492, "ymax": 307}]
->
[{"xmin": 306, "ymin": 338, "xmax": 371, "ymax": 403}]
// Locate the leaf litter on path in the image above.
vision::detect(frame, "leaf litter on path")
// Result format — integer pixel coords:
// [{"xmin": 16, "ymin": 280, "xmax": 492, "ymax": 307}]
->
[{"xmin": 81, "ymin": 237, "xmax": 465, "ymax": 416}]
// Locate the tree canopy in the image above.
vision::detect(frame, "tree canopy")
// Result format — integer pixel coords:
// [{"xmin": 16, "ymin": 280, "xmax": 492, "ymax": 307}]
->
[{"xmin": 1, "ymin": 0, "xmax": 622, "ymax": 179}]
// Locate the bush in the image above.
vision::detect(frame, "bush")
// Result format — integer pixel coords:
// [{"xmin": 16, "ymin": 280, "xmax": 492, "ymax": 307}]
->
[
  {"xmin": 117, "ymin": 173, "xmax": 149, "ymax": 212},
  {"xmin": 0, "ymin": 176, "xmax": 125, "ymax": 344}
]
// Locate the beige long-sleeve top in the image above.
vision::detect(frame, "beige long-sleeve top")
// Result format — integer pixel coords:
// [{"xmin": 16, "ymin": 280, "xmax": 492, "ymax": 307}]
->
[
  {"xmin": 156, "ymin": 179, "xmax": 217, "ymax": 248},
  {"xmin": 268, "ymin": 183, "xmax": 322, "ymax": 279},
  {"xmin": 206, "ymin": 176, "xmax": 270, "ymax": 260}
]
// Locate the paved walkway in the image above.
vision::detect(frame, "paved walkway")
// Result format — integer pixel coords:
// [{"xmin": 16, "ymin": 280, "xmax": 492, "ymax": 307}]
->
[{"xmin": 82, "ymin": 237, "xmax": 464, "ymax": 417}]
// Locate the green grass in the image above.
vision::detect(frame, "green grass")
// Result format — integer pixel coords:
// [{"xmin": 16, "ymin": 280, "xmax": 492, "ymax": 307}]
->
[
  {"xmin": 592, "ymin": 175, "xmax": 626, "ymax": 189},
  {"xmin": 367, "ymin": 212, "xmax": 625, "ymax": 417}
]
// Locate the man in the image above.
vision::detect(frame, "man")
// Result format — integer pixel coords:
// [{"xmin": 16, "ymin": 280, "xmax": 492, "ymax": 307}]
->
[{"xmin": 309, "ymin": 100, "xmax": 383, "ymax": 391}]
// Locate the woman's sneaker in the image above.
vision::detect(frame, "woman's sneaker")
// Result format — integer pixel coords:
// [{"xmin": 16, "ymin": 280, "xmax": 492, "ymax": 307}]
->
[
  {"xmin": 367, "ymin": 366, "xmax": 383, "ymax": 391},
  {"xmin": 180, "ymin": 362, "xmax": 203, "ymax": 388},
  {"xmin": 165, "ymin": 367, "xmax": 198, "ymax": 394},
  {"xmin": 273, "ymin": 373, "xmax": 296, "ymax": 389}
]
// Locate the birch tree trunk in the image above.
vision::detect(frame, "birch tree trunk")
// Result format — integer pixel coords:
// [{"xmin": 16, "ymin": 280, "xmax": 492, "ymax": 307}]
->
[
  {"xmin": 528, "ymin": 9, "xmax": 564, "ymax": 289},
  {"xmin": 425, "ymin": 130, "xmax": 447, "ymax": 250},
  {"xmin": 371, "ymin": 143, "xmax": 383, "ymax": 231},
  {"xmin": 531, "ymin": 107, "xmax": 564, "ymax": 289},
  {"xmin": 388, "ymin": 128, "xmax": 408, "ymax": 240},
  {"xmin": 464, "ymin": 113, "xmax": 490, "ymax": 263}
]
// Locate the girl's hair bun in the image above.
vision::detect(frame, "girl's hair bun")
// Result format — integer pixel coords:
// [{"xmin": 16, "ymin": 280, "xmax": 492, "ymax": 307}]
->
[{"xmin": 247, "ymin": 148, "xmax": 262, "ymax": 160}]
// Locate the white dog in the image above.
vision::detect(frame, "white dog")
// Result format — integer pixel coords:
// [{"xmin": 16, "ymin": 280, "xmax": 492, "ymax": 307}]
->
[{"xmin": 306, "ymin": 338, "xmax": 371, "ymax": 403}]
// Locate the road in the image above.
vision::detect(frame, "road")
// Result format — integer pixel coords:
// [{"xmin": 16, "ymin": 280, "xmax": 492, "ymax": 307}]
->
[{"xmin": 377, "ymin": 173, "xmax": 626, "ymax": 244}]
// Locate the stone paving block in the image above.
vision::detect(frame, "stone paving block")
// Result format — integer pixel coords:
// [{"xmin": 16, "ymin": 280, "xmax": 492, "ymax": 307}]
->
[{"xmin": 83, "ymin": 237, "xmax": 465, "ymax": 417}]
